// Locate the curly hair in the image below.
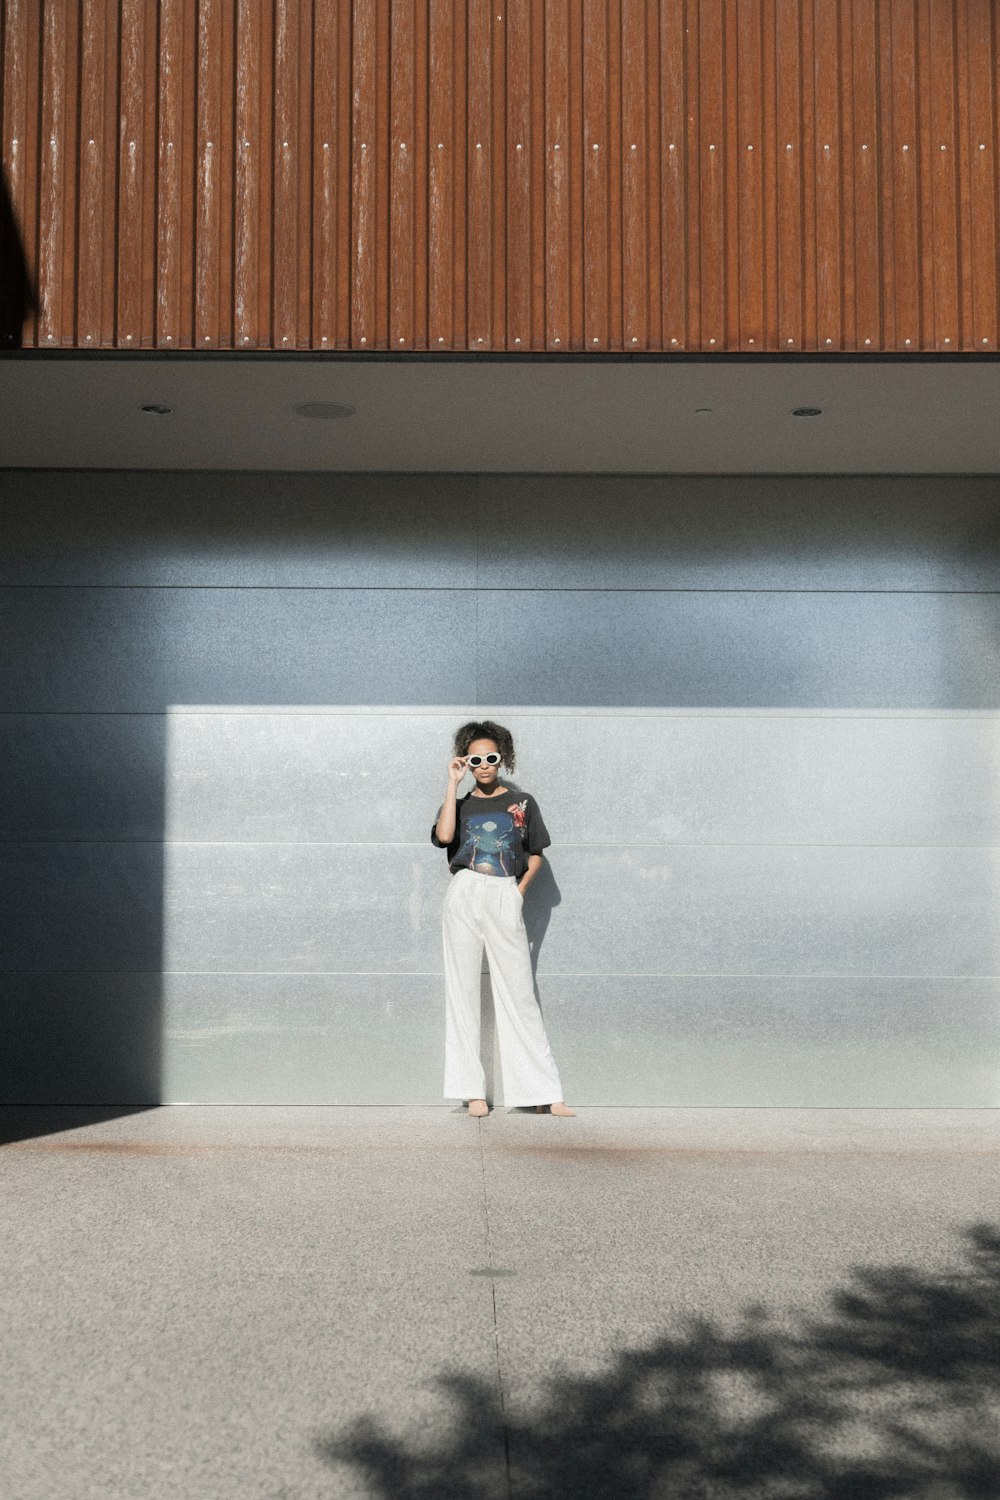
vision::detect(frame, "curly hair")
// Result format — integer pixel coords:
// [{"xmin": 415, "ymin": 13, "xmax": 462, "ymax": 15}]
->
[{"xmin": 452, "ymin": 719, "xmax": 516, "ymax": 774}]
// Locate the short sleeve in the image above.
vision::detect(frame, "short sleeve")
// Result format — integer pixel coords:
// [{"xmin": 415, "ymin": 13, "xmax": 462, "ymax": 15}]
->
[
  {"xmin": 430, "ymin": 803, "xmax": 447, "ymax": 848},
  {"xmin": 525, "ymin": 795, "xmax": 551, "ymax": 856}
]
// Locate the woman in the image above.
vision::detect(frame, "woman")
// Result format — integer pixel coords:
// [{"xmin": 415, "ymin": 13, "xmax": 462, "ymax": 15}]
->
[{"xmin": 431, "ymin": 719, "xmax": 576, "ymax": 1118}]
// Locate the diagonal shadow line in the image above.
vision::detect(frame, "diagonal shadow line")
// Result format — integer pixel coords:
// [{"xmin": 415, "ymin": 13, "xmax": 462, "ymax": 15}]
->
[{"xmin": 313, "ymin": 1221, "xmax": 1000, "ymax": 1500}]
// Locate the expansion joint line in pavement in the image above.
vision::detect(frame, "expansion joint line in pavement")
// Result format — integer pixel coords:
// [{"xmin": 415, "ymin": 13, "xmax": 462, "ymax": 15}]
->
[{"xmin": 478, "ymin": 1120, "xmax": 514, "ymax": 1500}]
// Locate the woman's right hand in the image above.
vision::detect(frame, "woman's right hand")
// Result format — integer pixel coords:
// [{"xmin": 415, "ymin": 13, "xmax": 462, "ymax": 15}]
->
[{"xmin": 448, "ymin": 754, "xmax": 469, "ymax": 785}]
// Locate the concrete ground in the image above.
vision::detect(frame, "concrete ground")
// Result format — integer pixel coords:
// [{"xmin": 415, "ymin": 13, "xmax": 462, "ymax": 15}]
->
[{"xmin": 1, "ymin": 1105, "xmax": 998, "ymax": 1500}]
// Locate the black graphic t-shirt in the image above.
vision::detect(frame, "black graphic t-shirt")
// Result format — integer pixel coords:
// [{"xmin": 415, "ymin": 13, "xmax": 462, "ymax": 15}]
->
[{"xmin": 431, "ymin": 789, "xmax": 551, "ymax": 878}]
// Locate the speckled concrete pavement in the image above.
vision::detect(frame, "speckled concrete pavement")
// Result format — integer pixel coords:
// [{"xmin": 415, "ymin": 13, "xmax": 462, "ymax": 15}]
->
[{"xmin": 1, "ymin": 1106, "xmax": 998, "ymax": 1500}]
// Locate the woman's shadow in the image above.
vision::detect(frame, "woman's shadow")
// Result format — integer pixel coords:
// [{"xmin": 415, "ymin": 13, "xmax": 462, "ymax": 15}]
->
[{"xmin": 476, "ymin": 780, "xmax": 561, "ymax": 1113}]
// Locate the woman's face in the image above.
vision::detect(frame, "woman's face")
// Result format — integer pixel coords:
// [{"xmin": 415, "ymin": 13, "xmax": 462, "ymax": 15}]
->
[{"xmin": 467, "ymin": 738, "xmax": 503, "ymax": 790}]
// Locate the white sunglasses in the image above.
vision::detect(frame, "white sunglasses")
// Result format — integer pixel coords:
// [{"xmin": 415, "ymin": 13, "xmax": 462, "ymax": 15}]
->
[{"xmin": 466, "ymin": 753, "xmax": 502, "ymax": 767}]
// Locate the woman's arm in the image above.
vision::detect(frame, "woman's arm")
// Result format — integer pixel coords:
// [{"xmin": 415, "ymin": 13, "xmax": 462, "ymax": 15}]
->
[{"xmin": 518, "ymin": 852, "xmax": 544, "ymax": 894}]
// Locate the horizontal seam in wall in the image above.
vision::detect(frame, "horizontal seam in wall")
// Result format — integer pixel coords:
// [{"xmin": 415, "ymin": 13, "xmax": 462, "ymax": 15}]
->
[
  {"xmin": 4, "ymin": 839, "xmax": 1000, "ymax": 849},
  {"xmin": 2, "ymin": 583, "xmax": 1000, "ymax": 594},
  {"xmin": 6, "ymin": 710, "xmax": 1000, "ymax": 719},
  {"xmin": 4, "ymin": 969, "xmax": 1000, "ymax": 981}
]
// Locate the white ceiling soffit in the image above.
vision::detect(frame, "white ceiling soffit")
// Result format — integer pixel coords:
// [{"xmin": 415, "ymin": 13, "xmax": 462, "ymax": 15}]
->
[{"xmin": 0, "ymin": 354, "xmax": 998, "ymax": 473}]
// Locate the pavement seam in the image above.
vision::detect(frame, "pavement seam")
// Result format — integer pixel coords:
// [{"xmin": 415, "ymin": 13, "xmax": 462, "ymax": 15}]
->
[{"xmin": 478, "ymin": 1117, "xmax": 514, "ymax": 1500}]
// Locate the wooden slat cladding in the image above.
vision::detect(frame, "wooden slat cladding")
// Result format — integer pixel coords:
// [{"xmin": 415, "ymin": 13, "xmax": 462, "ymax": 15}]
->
[{"xmin": 2, "ymin": 0, "xmax": 999, "ymax": 352}]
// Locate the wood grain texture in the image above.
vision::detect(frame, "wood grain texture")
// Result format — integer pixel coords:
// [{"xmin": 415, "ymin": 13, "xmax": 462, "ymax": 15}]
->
[{"xmin": 2, "ymin": 0, "xmax": 998, "ymax": 351}]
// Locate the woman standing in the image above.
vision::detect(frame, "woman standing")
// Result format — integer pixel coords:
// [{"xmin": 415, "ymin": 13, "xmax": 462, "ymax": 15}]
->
[{"xmin": 431, "ymin": 720, "xmax": 576, "ymax": 1118}]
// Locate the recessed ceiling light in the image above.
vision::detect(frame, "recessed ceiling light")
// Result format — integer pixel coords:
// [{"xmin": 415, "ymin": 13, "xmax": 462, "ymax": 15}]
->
[
  {"xmin": 292, "ymin": 401, "xmax": 355, "ymax": 419},
  {"xmin": 792, "ymin": 407, "xmax": 823, "ymax": 417},
  {"xmin": 140, "ymin": 403, "xmax": 172, "ymax": 415}
]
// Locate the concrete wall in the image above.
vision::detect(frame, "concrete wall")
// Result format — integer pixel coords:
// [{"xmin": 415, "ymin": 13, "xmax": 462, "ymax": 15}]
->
[{"xmin": 2, "ymin": 469, "xmax": 1000, "ymax": 1106}]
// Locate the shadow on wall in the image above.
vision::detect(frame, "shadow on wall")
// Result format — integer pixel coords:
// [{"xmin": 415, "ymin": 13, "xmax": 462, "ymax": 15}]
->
[
  {"xmin": 0, "ymin": 166, "xmax": 36, "ymax": 347},
  {"xmin": 315, "ymin": 1220, "xmax": 1000, "ymax": 1499}
]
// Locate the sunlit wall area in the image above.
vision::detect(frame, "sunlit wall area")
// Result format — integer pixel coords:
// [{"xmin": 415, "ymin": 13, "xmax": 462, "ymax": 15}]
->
[{"xmin": 2, "ymin": 469, "xmax": 1000, "ymax": 1105}]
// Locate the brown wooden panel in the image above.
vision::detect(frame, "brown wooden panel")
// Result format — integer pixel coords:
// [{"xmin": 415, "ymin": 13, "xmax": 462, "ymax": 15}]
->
[
  {"xmin": 887, "ymin": 0, "xmax": 921, "ymax": 349},
  {"xmin": 927, "ymin": 0, "xmax": 959, "ymax": 348},
  {"xmin": 77, "ymin": 0, "xmax": 107, "ymax": 345},
  {"xmin": 775, "ymin": 0, "xmax": 802, "ymax": 348},
  {"xmin": 195, "ymin": 0, "xmax": 223, "ymax": 347},
  {"xmin": 3, "ymin": 0, "xmax": 999, "ymax": 354},
  {"xmin": 350, "ymin": 0, "xmax": 376, "ymax": 346},
  {"xmin": 389, "ymin": 0, "xmax": 415, "ymax": 348},
  {"xmin": 582, "ymin": 0, "xmax": 609, "ymax": 349},
  {"xmin": 965, "ymin": 0, "xmax": 998, "ymax": 350},
  {"xmin": 660, "ymin": 0, "xmax": 687, "ymax": 349},
  {"xmin": 698, "ymin": 0, "xmax": 724, "ymax": 349},
  {"xmin": 311, "ymin": 0, "xmax": 352, "ymax": 349},
  {"xmin": 466, "ymin": 0, "xmax": 492, "ymax": 348},
  {"xmin": 36, "ymin": 0, "xmax": 68, "ymax": 344},
  {"xmin": 505, "ymin": 0, "xmax": 532, "ymax": 347},
  {"xmin": 620, "ymin": 0, "xmax": 646, "ymax": 349},
  {"xmin": 544, "ymin": 0, "xmax": 570, "ymax": 348},
  {"xmin": 852, "ymin": 0, "xmax": 881, "ymax": 350},
  {"xmin": 428, "ymin": 0, "xmax": 455, "ymax": 347},
  {"xmin": 813, "ymin": 0, "xmax": 842, "ymax": 350},
  {"xmin": 271, "ymin": 0, "xmax": 299, "ymax": 346},
  {"xmin": 234, "ymin": 0, "xmax": 262, "ymax": 346},
  {"xmin": 736, "ymin": 0, "xmax": 764, "ymax": 348}
]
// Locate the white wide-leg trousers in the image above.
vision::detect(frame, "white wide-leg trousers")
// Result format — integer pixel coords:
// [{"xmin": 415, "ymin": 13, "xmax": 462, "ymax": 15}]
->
[{"xmin": 442, "ymin": 867, "xmax": 564, "ymax": 1108}]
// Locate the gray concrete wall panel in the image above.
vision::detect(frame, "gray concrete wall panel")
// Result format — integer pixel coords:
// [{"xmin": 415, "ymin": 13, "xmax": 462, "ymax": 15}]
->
[
  {"xmin": 2, "ymin": 468, "xmax": 1000, "ymax": 1104},
  {"xmin": 0, "ymin": 471, "xmax": 477, "ymax": 587},
  {"xmin": 5, "ymin": 840, "xmax": 1000, "ymax": 978},
  {"xmin": 4, "ymin": 710, "xmax": 1000, "ymax": 848},
  {"xmin": 3, "ymin": 970, "xmax": 996, "ymax": 1107},
  {"xmin": 477, "ymin": 474, "xmax": 1000, "ymax": 590},
  {"xmin": 0, "ymin": 588, "xmax": 474, "ymax": 710},
  {"xmin": 477, "ymin": 590, "xmax": 1000, "ymax": 709}
]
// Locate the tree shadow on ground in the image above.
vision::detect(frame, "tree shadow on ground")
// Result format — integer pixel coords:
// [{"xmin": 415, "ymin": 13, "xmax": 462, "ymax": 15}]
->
[{"xmin": 314, "ymin": 1221, "xmax": 1000, "ymax": 1499}]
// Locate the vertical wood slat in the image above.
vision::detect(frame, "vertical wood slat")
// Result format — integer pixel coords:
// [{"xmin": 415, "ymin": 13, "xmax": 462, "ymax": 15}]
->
[
  {"xmin": 605, "ymin": 0, "xmax": 622, "ymax": 349},
  {"xmin": 852, "ymin": 0, "xmax": 880, "ymax": 350},
  {"xmin": 77, "ymin": 0, "xmax": 107, "ymax": 345},
  {"xmin": 389, "ymin": 0, "xmax": 415, "ymax": 348},
  {"xmin": 2, "ymin": 0, "xmax": 999, "ymax": 354},
  {"xmin": 775, "ymin": 0, "xmax": 802, "ymax": 348},
  {"xmin": 505, "ymin": 0, "xmax": 531, "ymax": 347},
  {"xmin": 698, "ymin": 0, "xmax": 724, "ymax": 348},
  {"xmin": 195, "ymin": 0, "xmax": 222, "ymax": 346},
  {"xmin": 311, "ymin": 0, "xmax": 349, "ymax": 349},
  {"xmin": 466, "ymin": 0, "xmax": 492, "ymax": 347},
  {"xmin": 620, "ymin": 0, "xmax": 645, "ymax": 349},
  {"xmin": 813, "ymin": 0, "xmax": 842, "ymax": 351},
  {"xmin": 965, "ymin": 0, "xmax": 998, "ymax": 350},
  {"xmin": 271, "ymin": 0, "xmax": 298, "ymax": 345},
  {"xmin": 736, "ymin": 0, "xmax": 763, "ymax": 347},
  {"xmin": 350, "ymin": 0, "xmax": 376, "ymax": 346},
  {"xmin": 428, "ymin": 0, "xmax": 454, "ymax": 347},
  {"xmin": 544, "ymin": 0, "xmax": 570, "ymax": 347},
  {"xmin": 887, "ymin": 0, "xmax": 920, "ymax": 348},
  {"xmin": 36, "ymin": 0, "xmax": 67, "ymax": 343},
  {"xmin": 660, "ymin": 0, "xmax": 686, "ymax": 349},
  {"xmin": 927, "ymin": 0, "xmax": 958, "ymax": 348},
  {"xmin": 234, "ymin": 0, "xmax": 261, "ymax": 346},
  {"xmin": 156, "ymin": 0, "xmax": 184, "ymax": 346},
  {"xmin": 759, "ymin": 0, "xmax": 777, "ymax": 347},
  {"xmin": 582, "ymin": 0, "xmax": 608, "ymax": 349}
]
